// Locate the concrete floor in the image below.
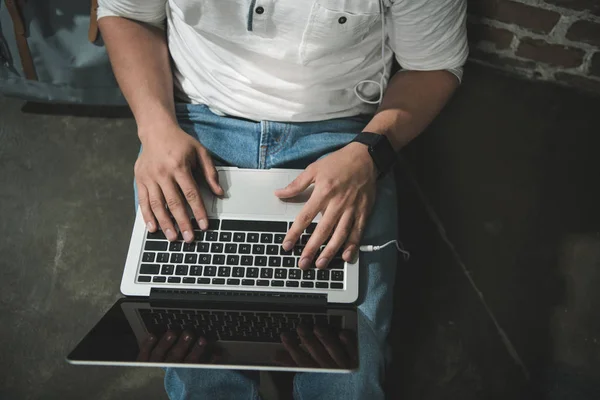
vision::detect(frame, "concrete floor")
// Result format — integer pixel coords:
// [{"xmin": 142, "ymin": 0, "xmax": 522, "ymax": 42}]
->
[{"xmin": 1, "ymin": 63, "xmax": 599, "ymax": 399}]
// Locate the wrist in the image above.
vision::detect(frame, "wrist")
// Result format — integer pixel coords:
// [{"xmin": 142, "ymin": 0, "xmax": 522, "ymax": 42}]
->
[{"xmin": 346, "ymin": 142, "xmax": 378, "ymax": 178}]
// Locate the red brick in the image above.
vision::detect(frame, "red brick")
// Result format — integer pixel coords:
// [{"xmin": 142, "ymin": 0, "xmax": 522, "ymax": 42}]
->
[
  {"xmin": 468, "ymin": 0, "xmax": 560, "ymax": 34},
  {"xmin": 516, "ymin": 37, "xmax": 585, "ymax": 67},
  {"xmin": 555, "ymin": 73, "xmax": 600, "ymax": 95},
  {"xmin": 566, "ymin": 20, "xmax": 600, "ymax": 47},
  {"xmin": 544, "ymin": 0, "xmax": 600, "ymax": 17},
  {"xmin": 591, "ymin": 52, "xmax": 600, "ymax": 78},
  {"xmin": 468, "ymin": 22, "xmax": 514, "ymax": 49},
  {"xmin": 469, "ymin": 48, "xmax": 538, "ymax": 69}
]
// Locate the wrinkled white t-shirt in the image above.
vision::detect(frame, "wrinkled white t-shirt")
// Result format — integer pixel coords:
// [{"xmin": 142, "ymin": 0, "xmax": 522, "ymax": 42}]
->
[{"xmin": 98, "ymin": 0, "xmax": 468, "ymax": 122}]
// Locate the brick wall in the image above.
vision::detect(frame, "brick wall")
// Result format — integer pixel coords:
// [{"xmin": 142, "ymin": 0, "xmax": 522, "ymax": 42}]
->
[{"xmin": 468, "ymin": 0, "xmax": 600, "ymax": 94}]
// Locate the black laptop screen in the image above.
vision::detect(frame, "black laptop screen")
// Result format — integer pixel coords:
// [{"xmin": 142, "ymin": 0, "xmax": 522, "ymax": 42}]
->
[{"xmin": 67, "ymin": 299, "xmax": 358, "ymax": 372}]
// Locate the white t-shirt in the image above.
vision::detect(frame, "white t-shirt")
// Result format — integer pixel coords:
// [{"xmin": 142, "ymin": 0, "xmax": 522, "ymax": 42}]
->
[{"xmin": 98, "ymin": 0, "xmax": 468, "ymax": 122}]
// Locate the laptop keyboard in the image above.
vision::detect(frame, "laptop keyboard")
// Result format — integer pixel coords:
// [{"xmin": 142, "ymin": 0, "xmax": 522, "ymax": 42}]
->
[
  {"xmin": 139, "ymin": 308, "xmax": 344, "ymax": 342},
  {"xmin": 137, "ymin": 219, "xmax": 346, "ymax": 290}
]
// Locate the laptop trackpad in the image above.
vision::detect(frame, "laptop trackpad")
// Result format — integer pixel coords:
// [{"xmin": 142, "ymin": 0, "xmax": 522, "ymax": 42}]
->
[{"xmin": 212, "ymin": 171, "xmax": 291, "ymax": 215}]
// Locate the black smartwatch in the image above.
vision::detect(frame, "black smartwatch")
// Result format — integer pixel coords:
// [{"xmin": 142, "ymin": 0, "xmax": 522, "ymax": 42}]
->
[{"xmin": 351, "ymin": 132, "xmax": 396, "ymax": 178}]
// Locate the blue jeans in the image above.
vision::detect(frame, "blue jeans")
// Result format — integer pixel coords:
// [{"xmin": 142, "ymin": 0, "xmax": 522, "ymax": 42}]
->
[{"xmin": 136, "ymin": 104, "xmax": 398, "ymax": 399}]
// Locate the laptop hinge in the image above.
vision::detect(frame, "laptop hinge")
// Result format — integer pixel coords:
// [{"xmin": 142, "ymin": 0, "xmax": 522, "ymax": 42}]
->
[{"xmin": 149, "ymin": 288, "xmax": 328, "ymax": 307}]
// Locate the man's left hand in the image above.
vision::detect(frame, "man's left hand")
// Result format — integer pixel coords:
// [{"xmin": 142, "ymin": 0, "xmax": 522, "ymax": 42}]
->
[{"xmin": 275, "ymin": 142, "xmax": 377, "ymax": 269}]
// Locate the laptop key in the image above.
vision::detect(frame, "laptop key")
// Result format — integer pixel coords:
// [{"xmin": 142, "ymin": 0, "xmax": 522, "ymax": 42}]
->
[
  {"xmin": 218, "ymin": 267, "xmax": 231, "ymax": 277},
  {"xmin": 261, "ymin": 233, "xmax": 273, "ymax": 243},
  {"xmin": 157, "ymin": 252, "xmax": 170, "ymax": 263},
  {"xmin": 138, "ymin": 276, "xmax": 151, "ymax": 283},
  {"xmin": 196, "ymin": 243, "xmax": 210, "ymax": 253},
  {"xmin": 225, "ymin": 243, "xmax": 237, "ymax": 253},
  {"xmin": 169, "ymin": 241, "xmax": 183, "ymax": 252},
  {"xmin": 212, "ymin": 278, "xmax": 225, "ymax": 285},
  {"xmin": 282, "ymin": 257, "xmax": 295, "ymax": 267},
  {"xmin": 293, "ymin": 246, "xmax": 303, "ymax": 256},
  {"xmin": 317, "ymin": 270, "xmax": 329, "ymax": 280},
  {"xmin": 170, "ymin": 253, "xmax": 183, "ymax": 263},
  {"xmin": 161, "ymin": 265, "xmax": 174, "ymax": 275},
  {"xmin": 274, "ymin": 234, "xmax": 285, "ymax": 244},
  {"xmin": 300, "ymin": 235, "xmax": 311, "ymax": 245},
  {"xmin": 147, "ymin": 230, "xmax": 167, "ymax": 240},
  {"xmin": 206, "ymin": 231, "xmax": 218, "ymax": 241},
  {"xmin": 246, "ymin": 267, "xmax": 259, "ymax": 278},
  {"xmin": 301, "ymin": 281, "xmax": 314, "ymax": 288},
  {"xmin": 227, "ymin": 255, "xmax": 240, "ymax": 265},
  {"xmin": 255, "ymin": 256, "xmax": 267, "ymax": 266},
  {"xmin": 331, "ymin": 283, "xmax": 343, "ymax": 289},
  {"xmin": 286, "ymin": 281, "xmax": 299, "ymax": 288},
  {"xmin": 302, "ymin": 269, "xmax": 315, "ymax": 280},
  {"xmin": 176, "ymin": 265, "xmax": 189, "ymax": 275},
  {"xmin": 183, "ymin": 242, "xmax": 196, "ymax": 252},
  {"xmin": 140, "ymin": 264, "xmax": 160, "ymax": 275},
  {"xmin": 233, "ymin": 267, "xmax": 245, "ymax": 277},
  {"xmin": 242, "ymin": 279, "xmax": 255, "ymax": 286},
  {"xmin": 153, "ymin": 276, "xmax": 167, "ymax": 283},
  {"xmin": 266, "ymin": 245, "xmax": 279, "ymax": 255},
  {"xmin": 142, "ymin": 252, "xmax": 156, "ymax": 262},
  {"xmin": 145, "ymin": 241, "xmax": 167, "ymax": 251},
  {"xmin": 271, "ymin": 280, "xmax": 284, "ymax": 287},
  {"xmin": 193, "ymin": 230, "xmax": 205, "ymax": 241},
  {"xmin": 315, "ymin": 282, "xmax": 329, "ymax": 289},
  {"xmin": 239, "ymin": 244, "xmax": 251, "ymax": 254},
  {"xmin": 184, "ymin": 254, "xmax": 197, "ymax": 264},
  {"xmin": 331, "ymin": 271, "xmax": 344, "ymax": 281},
  {"xmin": 204, "ymin": 266, "xmax": 217, "ymax": 276},
  {"xmin": 168, "ymin": 277, "xmax": 181, "ymax": 283},
  {"xmin": 220, "ymin": 232, "xmax": 232, "ymax": 242},
  {"xmin": 190, "ymin": 265, "xmax": 203, "ymax": 276},
  {"xmin": 260, "ymin": 269, "xmax": 273, "ymax": 278},
  {"xmin": 280, "ymin": 247, "xmax": 293, "ymax": 256},
  {"xmin": 183, "ymin": 277, "xmax": 195, "ymax": 284},
  {"xmin": 227, "ymin": 278, "xmax": 240, "ymax": 285},
  {"xmin": 274, "ymin": 269, "xmax": 287, "ymax": 279},
  {"xmin": 252, "ymin": 244, "xmax": 265, "ymax": 254},
  {"xmin": 268, "ymin": 257, "xmax": 282, "ymax": 267},
  {"xmin": 306, "ymin": 223, "xmax": 317, "ymax": 234},
  {"xmin": 257, "ymin": 280, "xmax": 269, "ymax": 286},
  {"xmin": 211, "ymin": 243, "xmax": 224, "ymax": 253},
  {"xmin": 213, "ymin": 255, "xmax": 226, "ymax": 265},
  {"xmin": 233, "ymin": 232, "xmax": 245, "ymax": 242},
  {"xmin": 198, "ymin": 254, "xmax": 211, "ymax": 264},
  {"xmin": 197, "ymin": 278, "xmax": 210, "ymax": 284},
  {"xmin": 289, "ymin": 269, "xmax": 301, "ymax": 280},
  {"xmin": 329, "ymin": 258, "xmax": 345, "ymax": 269},
  {"xmin": 241, "ymin": 255, "xmax": 253, "ymax": 265},
  {"xmin": 247, "ymin": 233, "xmax": 259, "ymax": 243}
]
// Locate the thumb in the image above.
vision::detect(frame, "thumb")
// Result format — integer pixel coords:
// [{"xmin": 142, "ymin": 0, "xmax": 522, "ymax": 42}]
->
[
  {"xmin": 275, "ymin": 169, "xmax": 314, "ymax": 199},
  {"xmin": 196, "ymin": 145, "xmax": 224, "ymax": 196}
]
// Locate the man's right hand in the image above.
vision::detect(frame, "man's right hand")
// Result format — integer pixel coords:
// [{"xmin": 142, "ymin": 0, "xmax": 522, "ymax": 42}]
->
[{"xmin": 135, "ymin": 124, "xmax": 224, "ymax": 243}]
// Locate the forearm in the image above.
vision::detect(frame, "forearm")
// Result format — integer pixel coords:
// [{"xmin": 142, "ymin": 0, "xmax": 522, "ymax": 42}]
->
[
  {"xmin": 98, "ymin": 16, "xmax": 176, "ymax": 139},
  {"xmin": 363, "ymin": 70, "xmax": 459, "ymax": 151}
]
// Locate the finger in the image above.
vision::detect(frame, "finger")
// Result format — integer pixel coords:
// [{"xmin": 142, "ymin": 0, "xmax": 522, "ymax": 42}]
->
[
  {"xmin": 165, "ymin": 330, "xmax": 195, "ymax": 362},
  {"xmin": 275, "ymin": 168, "xmax": 315, "ymax": 199},
  {"xmin": 296, "ymin": 325, "xmax": 336, "ymax": 368},
  {"xmin": 184, "ymin": 337, "xmax": 208, "ymax": 363},
  {"xmin": 339, "ymin": 330, "xmax": 359, "ymax": 365},
  {"xmin": 159, "ymin": 179, "xmax": 194, "ymax": 242},
  {"xmin": 315, "ymin": 210, "xmax": 354, "ymax": 269},
  {"xmin": 137, "ymin": 182, "xmax": 158, "ymax": 232},
  {"xmin": 300, "ymin": 203, "xmax": 344, "ymax": 270},
  {"xmin": 149, "ymin": 331, "xmax": 178, "ymax": 362},
  {"xmin": 147, "ymin": 182, "xmax": 178, "ymax": 241},
  {"xmin": 273, "ymin": 349, "xmax": 297, "ymax": 367},
  {"xmin": 136, "ymin": 334, "xmax": 157, "ymax": 362},
  {"xmin": 314, "ymin": 326, "xmax": 352, "ymax": 368},
  {"xmin": 283, "ymin": 196, "xmax": 323, "ymax": 257},
  {"xmin": 175, "ymin": 170, "xmax": 210, "ymax": 233},
  {"xmin": 343, "ymin": 212, "xmax": 368, "ymax": 262},
  {"xmin": 196, "ymin": 145, "xmax": 224, "ymax": 196},
  {"xmin": 280, "ymin": 332, "xmax": 318, "ymax": 368}
]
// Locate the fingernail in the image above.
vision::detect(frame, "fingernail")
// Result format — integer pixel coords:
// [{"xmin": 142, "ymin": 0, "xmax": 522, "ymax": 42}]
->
[
  {"xmin": 146, "ymin": 221, "xmax": 155, "ymax": 231},
  {"xmin": 316, "ymin": 258, "xmax": 328, "ymax": 268},
  {"xmin": 165, "ymin": 228, "xmax": 176, "ymax": 241},
  {"xmin": 283, "ymin": 241, "xmax": 293, "ymax": 251},
  {"xmin": 166, "ymin": 334, "xmax": 174, "ymax": 342},
  {"xmin": 148, "ymin": 334, "xmax": 156, "ymax": 341},
  {"xmin": 183, "ymin": 334, "xmax": 191, "ymax": 342},
  {"xmin": 298, "ymin": 258, "xmax": 308, "ymax": 269},
  {"xmin": 198, "ymin": 337, "xmax": 206, "ymax": 346},
  {"xmin": 199, "ymin": 219, "xmax": 208, "ymax": 230},
  {"xmin": 183, "ymin": 230, "xmax": 194, "ymax": 242}
]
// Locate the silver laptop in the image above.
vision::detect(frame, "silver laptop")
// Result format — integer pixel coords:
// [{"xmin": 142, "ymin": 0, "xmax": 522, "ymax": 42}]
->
[{"xmin": 67, "ymin": 167, "xmax": 360, "ymax": 372}]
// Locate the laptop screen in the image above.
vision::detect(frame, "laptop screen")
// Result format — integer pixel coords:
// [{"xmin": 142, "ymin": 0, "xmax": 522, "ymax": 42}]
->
[{"xmin": 67, "ymin": 299, "xmax": 358, "ymax": 373}]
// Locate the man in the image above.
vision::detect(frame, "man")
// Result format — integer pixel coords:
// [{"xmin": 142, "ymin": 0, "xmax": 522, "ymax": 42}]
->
[{"xmin": 97, "ymin": 0, "xmax": 467, "ymax": 398}]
